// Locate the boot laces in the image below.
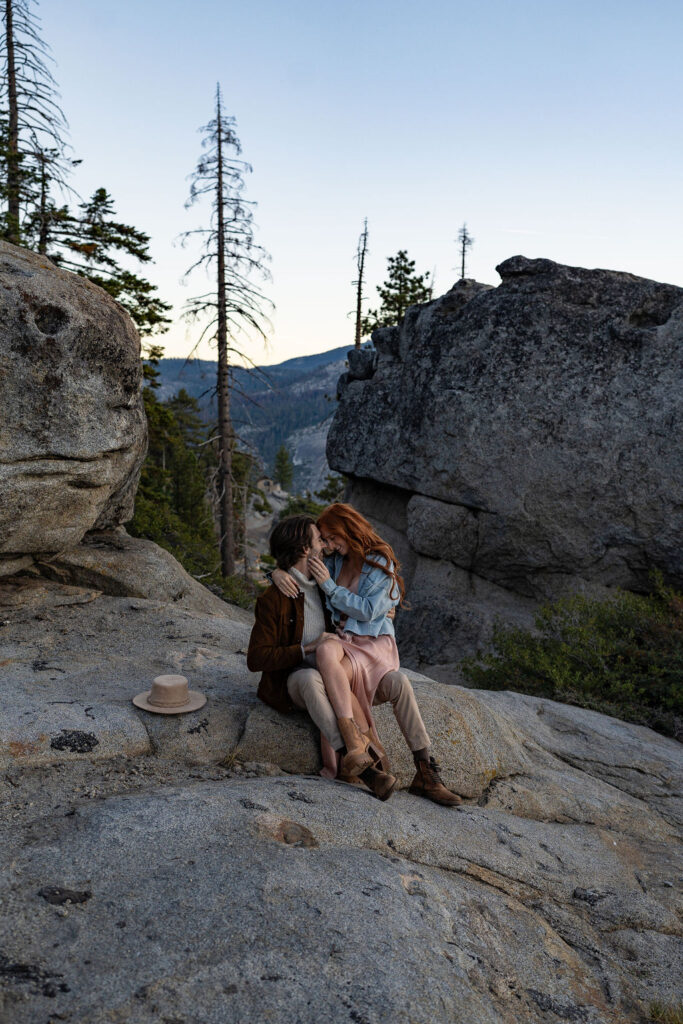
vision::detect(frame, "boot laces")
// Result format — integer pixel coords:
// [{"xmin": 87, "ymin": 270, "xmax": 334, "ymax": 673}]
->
[{"xmin": 424, "ymin": 757, "xmax": 444, "ymax": 782}]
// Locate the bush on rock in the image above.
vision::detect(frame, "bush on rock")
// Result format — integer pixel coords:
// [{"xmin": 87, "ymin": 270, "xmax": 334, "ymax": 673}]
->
[{"xmin": 462, "ymin": 574, "xmax": 683, "ymax": 739}]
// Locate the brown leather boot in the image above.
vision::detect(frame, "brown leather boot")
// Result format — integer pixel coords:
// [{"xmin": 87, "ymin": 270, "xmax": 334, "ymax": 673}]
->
[
  {"xmin": 336, "ymin": 771, "xmax": 364, "ymax": 788},
  {"xmin": 350, "ymin": 693, "xmax": 390, "ymax": 772},
  {"xmin": 361, "ymin": 729, "xmax": 391, "ymax": 774},
  {"xmin": 409, "ymin": 757, "xmax": 462, "ymax": 807},
  {"xmin": 336, "ymin": 717, "xmax": 374, "ymax": 777},
  {"xmin": 359, "ymin": 765, "xmax": 398, "ymax": 801}
]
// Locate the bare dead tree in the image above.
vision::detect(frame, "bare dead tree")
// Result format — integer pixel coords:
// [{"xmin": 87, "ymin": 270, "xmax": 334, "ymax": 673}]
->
[
  {"xmin": 2, "ymin": 0, "xmax": 19, "ymax": 242},
  {"xmin": 0, "ymin": 0, "xmax": 73, "ymax": 244},
  {"xmin": 182, "ymin": 84, "xmax": 272, "ymax": 578},
  {"xmin": 457, "ymin": 222, "xmax": 474, "ymax": 279},
  {"xmin": 353, "ymin": 217, "xmax": 368, "ymax": 349},
  {"xmin": 0, "ymin": 2, "xmax": 167, "ymax": 335}
]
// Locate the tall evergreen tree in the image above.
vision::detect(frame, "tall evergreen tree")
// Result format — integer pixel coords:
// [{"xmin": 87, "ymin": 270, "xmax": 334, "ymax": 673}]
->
[
  {"xmin": 22, "ymin": 145, "xmax": 79, "ymax": 254},
  {"xmin": 51, "ymin": 187, "xmax": 171, "ymax": 336},
  {"xmin": 182, "ymin": 84, "xmax": 272, "ymax": 577},
  {"xmin": 131, "ymin": 377, "xmax": 219, "ymax": 576},
  {"xmin": 361, "ymin": 249, "xmax": 432, "ymax": 335},
  {"xmin": 273, "ymin": 445, "xmax": 294, "ymax": 491}
]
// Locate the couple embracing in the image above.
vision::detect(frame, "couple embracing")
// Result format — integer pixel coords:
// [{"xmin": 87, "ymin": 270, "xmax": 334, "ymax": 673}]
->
[{"xmin": 247, "ymin": 503, "xmax": 461, "ymax": 805}]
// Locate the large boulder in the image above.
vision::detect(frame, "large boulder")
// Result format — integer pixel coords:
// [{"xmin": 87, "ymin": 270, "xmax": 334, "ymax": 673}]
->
[
  {"xmin": 0, "ymin": 242, "xmax": 146, "ymax": 572},
  {"xmin": 327, "ymin": 257, "xmax": 683, "ymax": 677}
]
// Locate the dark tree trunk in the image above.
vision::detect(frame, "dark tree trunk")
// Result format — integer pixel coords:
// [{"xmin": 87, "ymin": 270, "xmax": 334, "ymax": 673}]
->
[
  {"xmin": 242, "ymin": 480, "xmax": 249, "ymax": 581},
  {"xmin": 215, "ymin": 89, "xmax": 235, "ymax": 577},
  {"xmin": 5, "ymin": 0, "xmax": 21, "ymax": 245},
  {"xmin": 354, "ymin": 219, "xmax": 368, "ymax": 349},
  {"xmin": 37, "ymin": 154, "xmax": 48, "ymax": 254}
]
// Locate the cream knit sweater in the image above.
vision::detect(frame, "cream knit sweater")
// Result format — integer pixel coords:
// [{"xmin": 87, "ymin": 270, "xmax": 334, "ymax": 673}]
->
[{"xmin": 290, "ymin": 567, "xmax": 327, "ymax": 646}]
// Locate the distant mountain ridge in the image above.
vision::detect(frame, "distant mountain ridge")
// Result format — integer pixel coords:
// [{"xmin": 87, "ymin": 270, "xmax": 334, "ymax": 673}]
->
[{"xmin": 155, "ymin": 346, "xmax": 351, "ymax": 486}]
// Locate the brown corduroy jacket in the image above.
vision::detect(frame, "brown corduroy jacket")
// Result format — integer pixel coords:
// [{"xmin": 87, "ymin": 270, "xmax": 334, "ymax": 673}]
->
[{"xmin": 246, "ymin": 583, "xmax": 333, "ymax": 714}]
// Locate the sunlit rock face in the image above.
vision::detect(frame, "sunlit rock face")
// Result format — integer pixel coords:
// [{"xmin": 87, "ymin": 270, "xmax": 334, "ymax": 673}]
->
[
  {"xmin": 0, "ymin": 241, "xmax": 146, "ymax": 569},
  {"xmin": 328, "ymin": 257, "xmax": 683, "ymax": 679}
]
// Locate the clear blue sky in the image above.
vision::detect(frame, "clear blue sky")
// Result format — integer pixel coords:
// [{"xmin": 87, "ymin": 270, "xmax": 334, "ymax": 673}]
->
[{"xmin": 42, "ymin": 0, "xmax": 683, "ymax": 364}]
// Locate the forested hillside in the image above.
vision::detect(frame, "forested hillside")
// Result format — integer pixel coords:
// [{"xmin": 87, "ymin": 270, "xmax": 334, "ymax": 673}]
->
[{"xmin": 155, "ymin": 346, "xmax": 349, "ymax": 472}]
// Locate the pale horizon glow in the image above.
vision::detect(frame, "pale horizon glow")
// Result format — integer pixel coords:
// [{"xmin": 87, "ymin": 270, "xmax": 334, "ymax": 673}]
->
[{"xmin": 38, "ymin": 0, "xmax": 683, "ymax": 366}]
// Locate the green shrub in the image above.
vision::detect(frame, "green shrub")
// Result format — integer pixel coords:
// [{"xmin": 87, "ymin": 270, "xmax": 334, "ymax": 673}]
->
[
  {"xmin": 278, "ymin": 493, "xmax": 325, "ymax": 519},
  {"xmin": 252, "ymin": 493, "xmax": 273, "ymax": 515},
  {"xmin": 315, "ymin": 473, "xmax": 346, "ymax": 503},
  {"xmin": 216, "ymin": 573, "xmax": 263, "ymax": 609},
  {"xmin": 461, "ymin": 575, "xmax": 683, "ymax": 739}
]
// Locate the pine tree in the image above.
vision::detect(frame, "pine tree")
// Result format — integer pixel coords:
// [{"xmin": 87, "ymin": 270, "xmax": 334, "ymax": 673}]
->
[
  {"xmin": 182, "ymin": 84, "xmax": 272, "ymax": 577},
  {"xmin": 140, "ymin": 342, "xmax": 164, "ymax": 389},
  {"xmin": 131, "ymin": 379, "xmax": 219, "ymax": 580},
  {"xmin": 52, "ymin": 187, "xmax": 171, "ymax": 336},
  {"xmin": 132, "ymin": 348, "xmax": 260, "ymax": 608},
  {"xmin": 22, "ymin": 146, "xmax": 78, "ymax": 255},
  {"xmin": 273, "ymin": 445, "xmax": 294, "ymax": 491},
  {"xmin": 361, "ymin": 250, "xmax": 431, "ymax": 335}
]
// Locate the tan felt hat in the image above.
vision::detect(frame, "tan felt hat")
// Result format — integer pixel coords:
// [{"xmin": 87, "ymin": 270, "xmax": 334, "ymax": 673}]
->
[{"xmin": 132, "ymin": 674, "xmax": 207, "ymax": 715}]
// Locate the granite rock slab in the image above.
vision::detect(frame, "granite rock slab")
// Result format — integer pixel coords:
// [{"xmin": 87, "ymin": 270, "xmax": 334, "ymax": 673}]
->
[{"xmin": 1, "ymin": 774, "xmax": 680, "ymax": 1024}]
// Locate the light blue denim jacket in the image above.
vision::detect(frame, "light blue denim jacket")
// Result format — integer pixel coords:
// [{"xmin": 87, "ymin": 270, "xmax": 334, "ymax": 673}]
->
[{"xmin": 319, "ymin": 553, "xmax": 398, "ymax": 637}]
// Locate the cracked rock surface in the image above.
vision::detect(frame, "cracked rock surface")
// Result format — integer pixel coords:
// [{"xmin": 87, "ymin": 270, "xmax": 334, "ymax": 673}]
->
[
  {"xmin": 1, "ymin": 575, "xmax": 681, "ymax": 1023},
  {"xmin": 327, "ymin": 257, "xmax": 683, "ymax": 679},
  {"xmin": 0, "ymin": 241, "xmax": 147, "ymax": 571}
]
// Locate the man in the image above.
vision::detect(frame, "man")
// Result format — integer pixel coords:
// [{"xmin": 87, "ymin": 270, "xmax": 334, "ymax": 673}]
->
[{"xmin": 247, "ymin": 514, "xmax": 461, "ymax": 806}]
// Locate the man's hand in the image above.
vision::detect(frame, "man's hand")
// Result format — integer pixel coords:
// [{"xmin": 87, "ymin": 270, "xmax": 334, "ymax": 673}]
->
[
  {"xmin": 307, "ymin": 555, "xmax": 331, "ymax": 585},
  {"xmin": 303, "ymin": 631, "xmax": 338, "ymax": 654},
  {"xmin": 272, "ymin": 568, "xmax": 300, "ymax": 598}
]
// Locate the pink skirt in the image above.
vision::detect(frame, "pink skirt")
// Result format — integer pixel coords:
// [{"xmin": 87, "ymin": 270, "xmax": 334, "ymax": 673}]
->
[{"xmin": 320, "ymin": 633, "xmax": 399, "ymax": 779}]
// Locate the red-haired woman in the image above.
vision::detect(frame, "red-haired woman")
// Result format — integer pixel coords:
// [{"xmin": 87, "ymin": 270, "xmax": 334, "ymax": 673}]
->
[
  {"xmin": 272, "ymin": 503, "xmax": 461, "ymax": 804},
  {"xmin": 273, "ymin": 502, "xmax": 401, "ymax": 779}
]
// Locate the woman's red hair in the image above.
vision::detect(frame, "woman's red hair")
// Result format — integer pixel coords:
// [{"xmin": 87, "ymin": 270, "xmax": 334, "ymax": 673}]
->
[{"xmin": 317, "ymin": 503, "xmax": 406, "ymax": 605}]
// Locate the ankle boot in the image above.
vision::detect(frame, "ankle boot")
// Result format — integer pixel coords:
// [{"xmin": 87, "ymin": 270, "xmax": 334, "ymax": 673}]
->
[
  {"xmin": 362, "ymin": 729, "xmax": 390, "ymax": 773},
  {"xmin": 360, "ymin": 765, "xmax": 398, "ymax": 801},
  {"xmin": 336, "ymin": 717, "xmax": 374, "ymax": 777},
  {"xmin": 409, "ymin": 757, "xmax": 463, "ymax": 807}
]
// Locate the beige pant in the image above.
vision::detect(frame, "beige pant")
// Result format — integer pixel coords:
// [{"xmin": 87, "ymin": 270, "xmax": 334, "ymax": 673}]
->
[{"xmin": 286, "ymin": 667, "xmax": 431, "ymax": 753}]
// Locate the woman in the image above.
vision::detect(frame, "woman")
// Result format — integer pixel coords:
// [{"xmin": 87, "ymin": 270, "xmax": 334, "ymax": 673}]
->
[{"xmin": 272, "ymin": 502, "xmax": 405, "ymax": 781}]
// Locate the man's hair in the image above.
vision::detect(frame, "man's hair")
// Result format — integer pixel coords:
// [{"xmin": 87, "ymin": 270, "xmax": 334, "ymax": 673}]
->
[{"xmin": 269, "ymin": 515, "xmax": 315, "ymax": 571}]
